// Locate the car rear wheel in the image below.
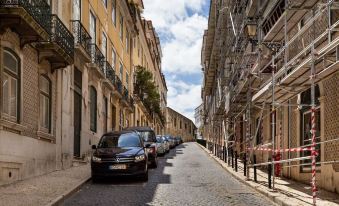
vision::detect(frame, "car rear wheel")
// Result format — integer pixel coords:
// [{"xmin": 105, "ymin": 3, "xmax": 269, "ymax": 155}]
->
[
  {"xmin": 92, "ymin": 175, "xmax": 100, "ymax": 183},
  {"xmin": 151, "ymin": 159, "xmax": 158, "ymax": 168},
  {"xmin": 140, "ymin": 165, "xmax": 148, "ymax": 181}
]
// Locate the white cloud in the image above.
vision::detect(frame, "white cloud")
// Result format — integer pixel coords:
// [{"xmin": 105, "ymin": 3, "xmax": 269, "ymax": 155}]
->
[
  {"xmin": 167, "ymin": 80, "xmax": 202, "ymax": 122},
  {"xmin": 143, "ymin": 1, "xmax": 208, "ymax": 75},
  {"xmin": 143, "ymin": 0, "xmax": 208, "ymax": 121}
]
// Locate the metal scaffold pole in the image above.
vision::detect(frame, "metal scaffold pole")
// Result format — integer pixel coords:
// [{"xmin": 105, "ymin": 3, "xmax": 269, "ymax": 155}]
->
[
  {"xmin": 310, "ymin": 7, "xmax": 317, "ymax": 206},
  {"xmin": 271, "ymin": 55, "xmax": 276, "ymax": 190}
]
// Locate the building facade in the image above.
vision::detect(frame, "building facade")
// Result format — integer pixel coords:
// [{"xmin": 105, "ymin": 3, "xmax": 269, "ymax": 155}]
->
[
  {"xmin": 0, "ymin": 0, "xmax": 166, "ymax": 185},
  {"xmin": 202, "ymin": 0, "xmax": 339, "ymax": 194},
  {"xmin": 165, "ymin": 107, "xmax": 196, "ymax": 142},
  {"xmin": 194, "ymin": 103, "xmax": 204, "ymax": 139}
]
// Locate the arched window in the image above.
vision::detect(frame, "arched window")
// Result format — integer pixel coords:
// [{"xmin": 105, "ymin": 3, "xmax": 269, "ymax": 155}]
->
[
  {"xmin": 2, "ymin": 48, "xmax": 20, "ymax": 122},
  {"xmin": 300, "ymin": 85, "xmax": 321, "ymax": 172},
  {"xmin": 90, "ymin": 86, "xmax": 97, "ymax": 132},
  {"xmin": 39, "ymin": 75, "xmax": 51, "ymax": 132}
]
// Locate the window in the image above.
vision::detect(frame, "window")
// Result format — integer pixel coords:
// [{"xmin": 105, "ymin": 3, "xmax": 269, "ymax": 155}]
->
[
  {"xmin": 102, "ymin": 0, "xmax": 107, "ymax": 8},
  {"xmin": 103, "ymin": 97, "xmax": 108, "ymax": 133},
  {"xmin": 89, "ymin": 11, "xmax": 96, "ymax": 44},
  {"xmin": 39, "ymin": 75, "xmax": 51, "ymax": 132},
  {"xmin": 300, "ymin": 86, "xmax": 321, "ymax": 172},
  {"xmin": 112, "ymin": 0, "xmax": 116, "ymax": 26},
  {"xmin": 2, "ymin": 49, "xmax": 20, "ymax": 122},
  {"xmin": 111, "ymin": 47, "xmax": 116, "ymax": 70},
  {"xmin": 255, "ymin": 117, "xmax": 263, "ymax": 145},
  {"xmin": 101, "ymin": 32, "xmax": 107, "ymax": 58},
  {"xmin": 90, "ymin": 86, "xmax": 97, "ymax": 132},
  {"xmin": 119, "ymin": 61, "xmax": 123, "ymax": 80},
  {"xmin": 112, "ymin": 104, "xmax": 116, "ymax": 130},
  {"xmin": 126, "ymin": 30, "xmax": 129, "ymax": 53},
  {"xmin": 180, "ymin": 121, "xmax": 182, "ymax": 129},
  {"xmin": 137, "ymin": 39, "xmax": 140, "ymax": 57},
  {"xmin": 119, "ymin": 109, "xmax": 123, "ymax": 130},
  {"xmin": 119, "ymin": 12, "xmax": 124, "ymax": 41},
  {"xmin": 126, "ymin": 72, "xmax": 129, "ymax": 87},
  {"xmin": 72, "ymin": 0, "xmax": 81, "ymax": 20}
]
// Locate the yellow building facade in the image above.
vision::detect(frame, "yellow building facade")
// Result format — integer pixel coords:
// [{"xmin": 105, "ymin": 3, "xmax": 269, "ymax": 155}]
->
[{"xmin": 0, "ymin": 0, "xmax": 166, "ymax": 185}]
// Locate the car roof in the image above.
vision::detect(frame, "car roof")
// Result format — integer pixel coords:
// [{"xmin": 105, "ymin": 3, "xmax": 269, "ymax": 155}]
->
[
  {"xmin": 124, "ymin": 127, "xmax": 154, "ymax": 132},
  {"xmin": 102, "ymin": 130, "xmax": 138, "ymax": 136}
]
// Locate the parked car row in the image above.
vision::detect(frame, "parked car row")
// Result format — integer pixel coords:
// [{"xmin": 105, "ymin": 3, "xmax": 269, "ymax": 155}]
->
[{"xmin": 90, "ymin": 127, "xmax": 183, "ymax": 182}]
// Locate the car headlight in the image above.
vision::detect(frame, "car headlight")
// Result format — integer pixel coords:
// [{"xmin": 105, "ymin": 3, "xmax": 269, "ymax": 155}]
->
[
  {"xmin": 135, "ymin": 154, "xmax": 146, "ymax": 162},
  {"xmin": 92, "ymin": 156, "xmax": 101, "ymax": 162}
]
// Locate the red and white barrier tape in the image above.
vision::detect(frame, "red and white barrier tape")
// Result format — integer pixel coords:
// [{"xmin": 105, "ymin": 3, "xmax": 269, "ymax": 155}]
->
[
  {"xmin": 247, "ymin": 146, "xmax": 318, "ymax": 154},
  {"xmin": 311, "ymin": 108, "xmax": 317, "ymax": 206}
]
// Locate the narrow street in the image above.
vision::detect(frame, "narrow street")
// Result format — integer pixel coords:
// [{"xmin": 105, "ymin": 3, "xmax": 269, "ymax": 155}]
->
[{"xmin": 64, "ymin": 143, "xmax": 275, "ymax": 206}]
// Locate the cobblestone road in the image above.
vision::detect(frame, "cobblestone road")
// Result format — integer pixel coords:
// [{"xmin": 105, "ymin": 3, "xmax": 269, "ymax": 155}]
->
[{"xmin": 64, "ymin": 143, "xmax": 275, "ymax": 206}]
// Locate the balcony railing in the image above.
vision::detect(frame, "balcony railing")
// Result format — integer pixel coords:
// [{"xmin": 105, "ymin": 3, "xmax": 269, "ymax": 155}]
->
[
  {"xmin": 71, "ymin": 20, "xmax": 92, "ymax": 57},
  {"xmin": 51, "ymin": 15, "xmax": 74, "ymax": 59},
  {"xmin": 115, "ymin": 75, "xmax": 123, "ymax": 94},
  {"xmin": 122, "ymin": 86, "xmax": 129, "ymax": 101},
  {"xmin": 0, "ymin": 0, "xmax": 52, "ymax": 34},
  {"xmin": 89, "ymin": 43, "xmax": 105, "ymax": 74},
  {"xmin": 129, "ymin": 95, "xmax": 134, "ymax": 108},
  {"xmin": 105, "ymin": 62, "xmax": 115, "ymax": 85}
]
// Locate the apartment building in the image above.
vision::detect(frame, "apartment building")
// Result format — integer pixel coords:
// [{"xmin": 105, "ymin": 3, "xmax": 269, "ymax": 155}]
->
[
  {"xmin": 194, "ymin": 103, "xmax": 204, "ymax": 139},
  {"xmin": 132, "ymin": 15, "xmax": 167, "ymax": 135},
  {"xmin": 165, "ymin": 107, "xmax": 196, "ymax": 142},
  {"xmin": 202, "ymin": 0, "xmax": 339, "ymax": 194},
  {"xmin": 0, "ymin": 0, "xmax": 166, "ymax": 185}
]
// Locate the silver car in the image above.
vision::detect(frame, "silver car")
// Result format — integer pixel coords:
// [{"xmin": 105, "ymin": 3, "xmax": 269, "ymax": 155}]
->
[
  {"xmin": 156, "ymin": 136, "xmax": 166, "ymax": 156},
  {"xmin": 161, "ymin": 136, "xmax": 170, "ymax": 153}
]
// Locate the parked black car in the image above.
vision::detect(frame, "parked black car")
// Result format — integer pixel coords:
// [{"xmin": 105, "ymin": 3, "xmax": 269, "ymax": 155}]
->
[
  {"xmin": 124, "ymin": 127, "xmax": 158, "ymax": 168},
  {"xmin": 91, "ymin": 131, "xmax": 149, "ymax": 181}
]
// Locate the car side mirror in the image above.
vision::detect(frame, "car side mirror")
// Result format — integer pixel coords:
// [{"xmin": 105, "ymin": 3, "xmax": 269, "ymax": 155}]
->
[{"xmin": 92, "ymin": 145, "xmax": 97, "ymax": 150}]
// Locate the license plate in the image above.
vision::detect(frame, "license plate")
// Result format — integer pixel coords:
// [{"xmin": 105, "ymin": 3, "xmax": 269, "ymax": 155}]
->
[{"xmin": 109, "ymin": 164, "xmax": 127, "ymax": 170}]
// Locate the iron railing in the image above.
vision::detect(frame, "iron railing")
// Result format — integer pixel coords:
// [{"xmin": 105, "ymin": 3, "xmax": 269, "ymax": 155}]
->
[
  {"xmin": 129, "ymin": 95, "xmax": 134, "ymax": 108},
  {"xmin": 104, "ymin": 61, "xmax": 115, "ymax": 85},
  {"xmin": 0, "ymin": 0, "xmax": 52, "ymax": 34},
  {"xmin": 89, "ymin": 43, "xmax": 105, "ymax": 74},
  {"xmin": 122, "ymin": 86, "xmax": 129, "ymax": 101},
  {"xmin": 71, "ymin": 20, "xmax": 92, "ymax": 56},
  {"xmin": 115, "ymin": 75, "xmax": 123, "ymax": 94},
  {"xmin": 51, "ymin": 15, "xmax": 74, "ymax": 58}
]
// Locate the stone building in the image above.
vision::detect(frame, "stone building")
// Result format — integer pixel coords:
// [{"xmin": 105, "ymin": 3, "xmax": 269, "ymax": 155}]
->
[
  {"xmin": 0, "ymin": 0, "xmax": 166, "ymax": 185},
  {"xmin": 201, "ymin": 0, "xmax": 339, "ymax": 194},
  {"xmin": 165, "ymin": 107, "xmax": 196, "ymax": 142},
  {"xmin": 195, "ymin": 103, "xmax": 204, "ymax": 139}
]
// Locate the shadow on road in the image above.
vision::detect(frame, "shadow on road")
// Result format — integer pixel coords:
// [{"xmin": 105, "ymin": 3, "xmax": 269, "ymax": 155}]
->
[{"xmin": 64, "ymin": 143, "xmax": 187, "ymax": 206}]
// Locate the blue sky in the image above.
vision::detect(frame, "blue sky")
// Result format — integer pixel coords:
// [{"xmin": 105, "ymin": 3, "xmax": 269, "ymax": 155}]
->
[{"xmin": 143, "ymin": 0, "xmax": 210, "ymax": 122}]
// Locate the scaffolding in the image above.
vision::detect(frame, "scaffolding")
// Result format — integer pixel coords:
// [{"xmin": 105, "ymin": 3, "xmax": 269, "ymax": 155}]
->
[{"xmin": 202, "ymin": 0, "xmax": 339, "ymax": 205}]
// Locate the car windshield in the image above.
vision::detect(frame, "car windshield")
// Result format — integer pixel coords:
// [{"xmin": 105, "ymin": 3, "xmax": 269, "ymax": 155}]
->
[
  {"xmin": 156, "ymin": 136, "xmax": 163, "ymax": 143},
  {"xmin": 98, "ymin": 133, "xmax": 141, "ymax": 148},
  {"xmin": 139, "ymin": 131, "xmax": 156, "ymax": 142}
]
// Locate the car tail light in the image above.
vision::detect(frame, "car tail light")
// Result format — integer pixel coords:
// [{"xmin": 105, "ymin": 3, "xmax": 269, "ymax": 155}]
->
[{"xmin": 147, "ymin": 147, "xmax": 156, "ymax": 154}]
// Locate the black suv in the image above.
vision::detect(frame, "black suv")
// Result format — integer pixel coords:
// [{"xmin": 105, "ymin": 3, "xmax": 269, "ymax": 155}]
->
[
  {"xmin": 91, "ymin": 131, "xmax": 149, "ymax": 181},
  {"xmin": 124, "ymin": 127, "xmax": 158, "ymax": 168}
]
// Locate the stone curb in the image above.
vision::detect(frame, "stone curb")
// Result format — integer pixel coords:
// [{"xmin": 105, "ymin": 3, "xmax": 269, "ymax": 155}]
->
[
  {"xmin": 46, "ymin": 175, "xmax": 91, "ymax": 206},
  {"xmin": 196, "ymin": 143, "xmax": 290, "ymax": 206}
]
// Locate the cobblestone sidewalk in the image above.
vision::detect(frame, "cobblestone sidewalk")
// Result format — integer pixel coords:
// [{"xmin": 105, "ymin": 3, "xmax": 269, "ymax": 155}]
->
[
  {"xmin": 0, "ymin": 164, "xmax": 90, "ymax": 206},
  {"xmin": 197, "ymin": 143, "xmax": 339, "ymax": 206}
]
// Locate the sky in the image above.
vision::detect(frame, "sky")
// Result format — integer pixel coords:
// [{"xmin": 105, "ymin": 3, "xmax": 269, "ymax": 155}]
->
[{"xmin": 143, "ymin": 0, "xmax": 210, "ymax": 122}]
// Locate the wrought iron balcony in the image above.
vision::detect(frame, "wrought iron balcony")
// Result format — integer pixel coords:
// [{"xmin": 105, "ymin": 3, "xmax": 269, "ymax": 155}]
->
[
  {"xmin": 89, "ymin": 43, "xmax": 105, "ymax": 74},
  {"xmin": 0, "ymin": 0, "xmax": 52, "ymax": 45},
  {"xmin": 50, "ymin": 15, "xmax": 74, "ymax": 59},
  {"xmin": 129, "ymin": 95, "xmax": 134, "ymax": 109},
  {"xmin": 71, "ymin": 20, "xmax": 92, "ymax": 59},
  {"xmin": 104, "ymin": 62, "xmax": 115, "ymax": 85},
  {"xmin": 115, "ymin": 75, "xmax": 123, "ymax": 95},
  {"xmin": 122, "ymin": 86, "xmax": 129, "ymax": 101}
]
